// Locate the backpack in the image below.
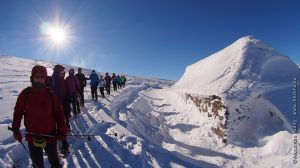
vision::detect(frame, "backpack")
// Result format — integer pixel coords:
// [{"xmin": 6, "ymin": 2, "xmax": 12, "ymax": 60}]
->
[
  {"xmin": 22, "ymin": 87, "xmax": 57, "ymax": 142},
  {"xmin": 99, "ymin": 80, "xmax": 105, "ymax": 87},
  {"xmin": 22, "ymin": 87, "xmax": 55, "ymax": 110}
]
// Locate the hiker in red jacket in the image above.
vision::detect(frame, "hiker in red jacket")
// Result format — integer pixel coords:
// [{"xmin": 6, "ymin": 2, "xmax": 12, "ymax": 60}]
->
[
  {"xmin": 50, "ymin": 65, "xmax": 71, "ymax": 156},
  {"xmin": 12, "ymin": 65, "xmax": 68, "ymax": 168},
  {"xmin": 66, "ymin": 68, "xmax": 80, "ymax": 118}
]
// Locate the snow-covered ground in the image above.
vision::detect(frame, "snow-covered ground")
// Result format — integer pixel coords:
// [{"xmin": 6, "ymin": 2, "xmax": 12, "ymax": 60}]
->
[{"xmin": 0, "ymin": 35, "xmax": 300, "ymax": 168}]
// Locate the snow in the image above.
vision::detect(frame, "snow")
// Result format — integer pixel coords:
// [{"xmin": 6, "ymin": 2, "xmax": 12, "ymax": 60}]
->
[
  {"xmin": 174, "ymin": 35, "xmax": 299, "ymax": 98},
  {"xmin": 260, "ymin": 131, "xmax": 292, "ymax": 155},
  {"xmin": 1, "ymin": 35, "xmax": 300, "ymax": 168},
  {"xmin": 172, "ymin": 36, "xmax": 300, "ymax": 146}
]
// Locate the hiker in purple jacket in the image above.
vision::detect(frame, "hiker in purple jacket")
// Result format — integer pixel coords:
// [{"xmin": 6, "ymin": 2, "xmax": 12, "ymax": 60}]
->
[{"xmin": 66, "ymin": 68, "xmax": 80, "ymax": 118}]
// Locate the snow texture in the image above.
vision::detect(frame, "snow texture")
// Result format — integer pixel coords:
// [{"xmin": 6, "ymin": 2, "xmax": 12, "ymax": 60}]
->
[
  {"xmin": 173, "ymin": 35, "xmax": 300, "ymax": 147},
  {"xmin": 0, "ymin": 35, "xmax": 300, "ymax": 168}
]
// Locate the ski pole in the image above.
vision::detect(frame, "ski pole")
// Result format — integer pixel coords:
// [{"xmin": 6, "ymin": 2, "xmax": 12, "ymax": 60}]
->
[
  {"xmin": 7, "ymin": 127, "xmax": 39, "ymax": 168},
  {"xmin": 70, "ymin": 133, "xmax": 118, "ymax": 137},
  {"xmin": 9, "ymin": 127, "xmax": 118, "ymax": 141},
  {"xmin": 67, "ymin": 132, "xmax": 118, "ymax": 141}
]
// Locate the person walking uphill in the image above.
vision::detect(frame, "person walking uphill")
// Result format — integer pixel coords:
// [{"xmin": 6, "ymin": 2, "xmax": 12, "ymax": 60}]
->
[
  {"xmin": 66, "ymin": 68, "xmax": 80, "ymax": 118},
  {"xmin": 104, "ymin": 72, "xmax": 111, "ymax": 95},
  {"xmin": 88, "ymin": 70, "xmax": 99, "ymax": 101},
  {"xmin": 112, "ymin": 73, "xmax": 117, "ymax": 91},
  {"xmin": 12, "ymin": 65, "xmax": 68, "ymax": 168},
  {"xmin": 121, "ymin": 76, "xmax": 127, "ymax": 88},
  {"xmin": 116, "ymin": 75, "xmax": 121, "ymax": 90},
  {"xmin": 99, "ymin": 75, "xmax": 105, "ymax": 98},
  {"xmin": 75, "ymin": 68, "xmax": 86, "ymax": 106},
  {"xmin": 50, "ymin": 65, "xmax": 70, "ymax": 128},
  {"xmin": 50, "ymin": 65, "xmax": 71, "ymax": 156}
]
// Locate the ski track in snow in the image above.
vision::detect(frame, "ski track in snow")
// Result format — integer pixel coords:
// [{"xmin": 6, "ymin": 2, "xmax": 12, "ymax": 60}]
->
[{"xmin": 0, "ymin": 56, "xmax": 213, "ymax": 168}]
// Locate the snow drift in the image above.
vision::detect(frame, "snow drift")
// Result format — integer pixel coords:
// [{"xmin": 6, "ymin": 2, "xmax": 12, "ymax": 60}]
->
[
  {"xmin": 173, "ymin": 35, "xmax": 300, "ymax": 146},
  {"xmin": 0, "ymin": 37, "xmax": 299, "ymax": 167}
]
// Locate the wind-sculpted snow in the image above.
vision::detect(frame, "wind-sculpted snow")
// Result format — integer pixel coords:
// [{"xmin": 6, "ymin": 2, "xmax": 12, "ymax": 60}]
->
[
  {"xmin": 172, "ymin": 36, "xmax": 300, "ymax": 148},
  {"xmin": 1, "ymin": 40, "xmax": 300, "ymax": 168}
]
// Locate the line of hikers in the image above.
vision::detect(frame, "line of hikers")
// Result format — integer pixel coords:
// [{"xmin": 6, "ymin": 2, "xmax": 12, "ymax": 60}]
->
[
  {"xmin": 11, "ymin": 64, "xmax": 126, "ymax": 168},
  {"xmin": 89, "ymin": 70, "xmax": 127, "ymax": 101}
]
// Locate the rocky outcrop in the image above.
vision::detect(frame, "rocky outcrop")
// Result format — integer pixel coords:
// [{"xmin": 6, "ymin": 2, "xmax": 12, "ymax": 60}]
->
[{"xmin": 185, "ymin": 94, "xmax": 228, "ymax": 143}]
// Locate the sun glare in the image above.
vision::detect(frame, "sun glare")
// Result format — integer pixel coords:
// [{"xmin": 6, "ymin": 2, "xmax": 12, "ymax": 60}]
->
[
  {"xmin": 40, "ymin": 22, "xmax": 70, "ymax": 48},
  {"xmin": 49, "ymin": 27, "xmax": 66, "ymax": 44}
]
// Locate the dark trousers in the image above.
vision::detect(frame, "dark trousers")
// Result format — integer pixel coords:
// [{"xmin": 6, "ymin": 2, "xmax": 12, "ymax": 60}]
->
[
  {"xmin": 63, "ymin": 99, "xmax": 71, "ymax": 129},
  {"xmin": 113, "ymin": 82, "xmax": 117, "ymax": 91},
  {"xmin": 70, "ymin": 93, "xmax": 80, "ymax": 116},
  {"xmin": 105, "ymin": 84, "xmax": 110, "ymax": 95},
  {"xmin": 28, "ymin": 141, "xmax": 61, "ymax": 168},
  {"xmin": 62, "ymin": 140, "xmax": 69, "ymax": 151},
  {"xmin": 78, "ymin": 87, "xmax": 84, "ymax": 106},
  {"xmin": 91, "ymin": 86, "xmax": 98, "ymax": 101},
  {"xmin": 99, "ymin": 87, "xmax": 105, "ymax": 98}
]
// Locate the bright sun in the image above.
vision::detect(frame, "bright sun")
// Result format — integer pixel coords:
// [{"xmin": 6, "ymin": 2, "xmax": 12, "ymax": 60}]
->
[
  {"xmin": 40, "ymin": 22, "xmax": 70, "ymax": 47},
  {"xmin": 49, "ymin": 27, "xmax": 66, "ymax": 44}
]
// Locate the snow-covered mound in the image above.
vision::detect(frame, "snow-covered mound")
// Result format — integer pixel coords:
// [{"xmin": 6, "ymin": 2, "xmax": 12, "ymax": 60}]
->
[
  {"xmin": 174, "ymin": 35, "xmax": 299, "ymax": 97},
  {"xmin": 173, "ymin": 36, "xmax": 300, "ymax": 146}
]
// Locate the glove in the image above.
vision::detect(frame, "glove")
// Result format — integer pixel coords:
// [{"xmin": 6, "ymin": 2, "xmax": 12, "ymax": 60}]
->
[{"xmin": 14, "ymin": 130, "xmax": 22, "ymax": 142}]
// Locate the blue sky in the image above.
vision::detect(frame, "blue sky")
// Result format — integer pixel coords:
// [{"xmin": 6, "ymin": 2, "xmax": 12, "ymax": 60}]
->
[{"xmin": 0, "ymin": 0, "xmax": 299, "ymax": 80}]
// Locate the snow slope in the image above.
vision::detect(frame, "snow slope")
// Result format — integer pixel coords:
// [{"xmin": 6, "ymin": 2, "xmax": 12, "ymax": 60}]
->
[
  {"xmin": 174, "ymin": 35, "xmax": 299, "ymax": 98},
  {"xmin": 0, "ymin": 40, "xmax": 299, "ymax": 168},
  {"xmin": 172, "ymin": 36, "xmax": 300, "ymax": 146},
  {"xmin": 1, "ymin": 56, "xmax": 196, "ymax": 168}
]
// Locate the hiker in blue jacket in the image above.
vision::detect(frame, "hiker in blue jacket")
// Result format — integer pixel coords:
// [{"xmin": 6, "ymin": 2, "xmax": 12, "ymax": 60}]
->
[{"xmin": 87, "ymin": 70, "xmax": 99, "ymax": 101}]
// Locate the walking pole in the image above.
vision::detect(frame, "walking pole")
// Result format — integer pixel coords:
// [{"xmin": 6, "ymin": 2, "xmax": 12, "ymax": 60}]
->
[
  {"xmin": 12, "ymin": 128, "xmax": 118, "ymax": 141},
  {"xmin": 8, "ymin": 127, "xmax": 39, "ymax": 168}
]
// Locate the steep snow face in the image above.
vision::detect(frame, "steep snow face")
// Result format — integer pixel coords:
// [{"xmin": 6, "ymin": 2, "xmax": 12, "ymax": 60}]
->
[
  {"xmin": 172, "ymin": 36, "xmax": 300, "ymax": 146},
  {"xmin": 174, "ymin": 35, "xmax": 300, "ymax": 99}
]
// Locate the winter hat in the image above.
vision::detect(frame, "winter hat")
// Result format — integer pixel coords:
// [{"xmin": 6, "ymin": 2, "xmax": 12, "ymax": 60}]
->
[
  {"xmin": 30, "ymin": 65, "xmax": 47, "ymax": 82},
  {"xmin": 53, "ymin": 65, "xmax": 65, "ymax": 77},
  {"xmin": 69, "ymin": 68, "xmax": 75, "ymax": 75}
]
